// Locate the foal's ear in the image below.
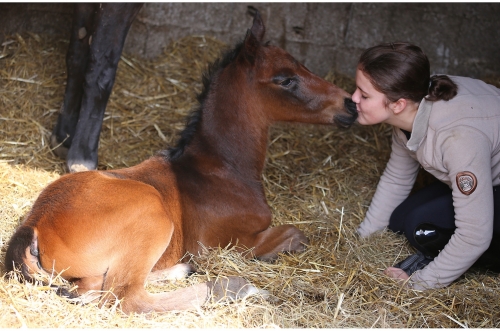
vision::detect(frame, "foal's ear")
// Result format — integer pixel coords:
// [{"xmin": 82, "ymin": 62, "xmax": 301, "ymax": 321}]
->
[
  {"xmin": 243, "ymin": 10, "xmax": 265, "ymax": 64},
  {"xmin": 249, "ymin": 10, "xmax": 265, "ymax": 42}
]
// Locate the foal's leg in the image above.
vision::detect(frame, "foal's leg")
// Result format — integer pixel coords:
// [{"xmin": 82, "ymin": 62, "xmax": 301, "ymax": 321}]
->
[
  {"xmin": 120, "ymin": 276, "xmax": 262, "ymax": 313},
  {"xmin": 120, "ymin": 253, "xmax": 264, "ymax": 312},
  {"xmin": 106, "ymin": 226, "xmax": 265, "ymax": 313},
  {"xmin": 51, "ymin": 3, "xmax": 95, "ymax": 159},
  {"xmin": 247, "ymin": 224, "xmax": 309, "ymax": 262},
  {"xmin": 65, "ymin": 3, "xmax": 143, "ymax": 172}
]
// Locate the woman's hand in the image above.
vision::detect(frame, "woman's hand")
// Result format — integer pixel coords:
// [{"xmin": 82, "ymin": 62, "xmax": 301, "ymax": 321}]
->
[{"xmin": 384, "ymin": 267, "xmax": 409, "ymax": 282}]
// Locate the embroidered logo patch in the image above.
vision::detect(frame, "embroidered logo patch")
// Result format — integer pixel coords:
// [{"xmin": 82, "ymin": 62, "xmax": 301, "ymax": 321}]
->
[{"xmin": 456, "ymin": 171, "xmax": 477, "ymax": 195}]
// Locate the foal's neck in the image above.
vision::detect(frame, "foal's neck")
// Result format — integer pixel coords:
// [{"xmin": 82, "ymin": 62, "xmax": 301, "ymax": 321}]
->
[{"xmin": 186, "ymin": 74, "xmax": 269, "ymax": 179}]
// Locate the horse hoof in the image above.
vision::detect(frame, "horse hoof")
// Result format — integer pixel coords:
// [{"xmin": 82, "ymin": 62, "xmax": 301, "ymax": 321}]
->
[
  {"xmin": 50, "ymin": 134, "xmax": 69, "ymax": 159},
  {"xmin": 208, "ymin": 276, "xmax": 269, "ymax": 303},
  {"xmin": 69, "ymin": 164, "xmax": 91, "ymax": 173}
]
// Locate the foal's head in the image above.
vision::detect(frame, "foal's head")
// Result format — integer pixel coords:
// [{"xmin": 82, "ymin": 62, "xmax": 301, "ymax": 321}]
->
[
  {"xmin": 231, "ymin": 11, "xmax": 358, "ymax": 128},
  {"xmin": 165, "ymin": 11, "xmax": 357, "ymax": 161}
]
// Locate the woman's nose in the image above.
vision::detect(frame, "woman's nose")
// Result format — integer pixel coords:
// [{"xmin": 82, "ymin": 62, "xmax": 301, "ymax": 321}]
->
[{"xmin": 351, "ymin": 88, "xmax": 360, "ymax": 103}]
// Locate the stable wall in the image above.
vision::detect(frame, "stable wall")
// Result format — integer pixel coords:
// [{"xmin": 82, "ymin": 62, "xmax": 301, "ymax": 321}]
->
[{"xmin": 1, "ymin": 3, "xmax": 499, "ymax": 79}]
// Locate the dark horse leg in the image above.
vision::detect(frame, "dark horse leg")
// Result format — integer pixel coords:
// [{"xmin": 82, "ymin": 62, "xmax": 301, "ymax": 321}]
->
[
  {"xmin": 51, "ymin": 3, "xmax": 143, "ymax": 172},
  {"xmin": 51, "ymin": 4, "xmax": 94, "ymax": 161}
]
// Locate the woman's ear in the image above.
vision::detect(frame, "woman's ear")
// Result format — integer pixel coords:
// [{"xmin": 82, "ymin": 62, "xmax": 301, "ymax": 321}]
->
[{"xmin": 390, "ymin": 98, "xmax": 407, "ymax": 115}]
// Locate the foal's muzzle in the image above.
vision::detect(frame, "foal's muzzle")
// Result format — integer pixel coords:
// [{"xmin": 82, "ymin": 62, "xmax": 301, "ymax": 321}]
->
[{"xmin": 334, "ymin": 98, "xmax": 358, "ymax": 128}]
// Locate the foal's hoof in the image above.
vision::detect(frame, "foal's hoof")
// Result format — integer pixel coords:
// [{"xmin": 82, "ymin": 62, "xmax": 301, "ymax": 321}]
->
[
  {"xmin": 50, "ymin": 134, "xmax": 69, "ymax": 159},
  {"xmin": 208, "ymin": 276, "xmax": 269, "ymax": 303}
]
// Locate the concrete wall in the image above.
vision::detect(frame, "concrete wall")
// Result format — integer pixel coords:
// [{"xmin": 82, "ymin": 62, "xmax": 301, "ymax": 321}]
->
[{"xmin": 1, "ymin": 3, "xmax": 499, "ymax": 79}]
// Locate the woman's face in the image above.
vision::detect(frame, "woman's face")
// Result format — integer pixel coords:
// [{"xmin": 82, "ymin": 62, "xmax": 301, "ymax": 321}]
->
[{"xmin": 351, "ymin": 68, "xmax": 392, "ymax": 126}]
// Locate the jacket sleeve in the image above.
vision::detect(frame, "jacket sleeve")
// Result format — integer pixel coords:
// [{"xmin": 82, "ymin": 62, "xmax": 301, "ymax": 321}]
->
[
  {"xmin": 357, "ymin": 129, "xmax": 420, "ymax": 237},
  {"xmin": 410, "ymin": 127, "xmax": 494, "ymax": 290}
]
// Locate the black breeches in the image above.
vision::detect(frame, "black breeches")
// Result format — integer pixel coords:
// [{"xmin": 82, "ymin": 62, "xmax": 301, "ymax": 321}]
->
[{"xmin": 389, "ymin": 181, "xmax": 500, "ymax": 271}]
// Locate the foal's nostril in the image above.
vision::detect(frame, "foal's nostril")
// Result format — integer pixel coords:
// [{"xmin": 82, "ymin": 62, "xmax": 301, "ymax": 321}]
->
[
  {"xmin": 344, "ymin": 98, "xmax": 358, "ymax": 116},
  {"xmin": 333, "ymin": 98, "xmax": 358, "ymax": 128}
]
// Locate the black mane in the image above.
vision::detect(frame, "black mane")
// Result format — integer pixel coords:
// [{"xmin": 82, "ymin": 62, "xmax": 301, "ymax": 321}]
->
[{"xmin": 160, "ymin": 41, "xmax": 245, "ymax": 161}]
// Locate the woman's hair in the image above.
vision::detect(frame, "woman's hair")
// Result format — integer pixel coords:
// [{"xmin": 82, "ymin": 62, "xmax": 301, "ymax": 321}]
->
[{"xmin": 358, "ymin": 42, "xmax": 457, "ymax": 103}]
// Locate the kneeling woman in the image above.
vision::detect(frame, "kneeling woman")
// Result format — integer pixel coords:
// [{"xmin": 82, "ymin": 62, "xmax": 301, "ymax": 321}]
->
[{"xmin": 353, "ymin": 42, "xmax": 500, "ymax": 290}]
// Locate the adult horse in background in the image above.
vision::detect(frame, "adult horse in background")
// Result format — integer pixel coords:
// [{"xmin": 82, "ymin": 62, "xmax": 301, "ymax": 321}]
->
[
  {"xmin": 50, "ymin": 3, "xmax": 143, "ymax": 172},
  {"xmin": 6, "ymin": 11, "xmax": 358, "ymax": 314}
]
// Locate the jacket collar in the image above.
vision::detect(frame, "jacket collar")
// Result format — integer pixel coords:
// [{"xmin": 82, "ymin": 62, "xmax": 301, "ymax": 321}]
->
[{"xmin": 407, "ymin": 98, "xmax": 433, "ymax": 152}]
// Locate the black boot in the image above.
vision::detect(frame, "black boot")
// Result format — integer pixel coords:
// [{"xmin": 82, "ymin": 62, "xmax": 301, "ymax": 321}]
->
[
  {"xmin": 394, "ymin": 223, "xmax": 454, "ymax": 275},
  {"xmin": 394, "ymin": 251, "xmax": 433, "ymax": 275}
]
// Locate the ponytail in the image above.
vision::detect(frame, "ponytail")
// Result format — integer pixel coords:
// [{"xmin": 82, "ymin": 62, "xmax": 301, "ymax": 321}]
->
[{"xmin": 426, "ymin": 75, "xmax": 458, "ymax": 102}]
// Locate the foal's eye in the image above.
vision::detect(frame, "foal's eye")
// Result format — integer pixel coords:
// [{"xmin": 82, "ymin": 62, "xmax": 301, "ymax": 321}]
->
[
  {"xmin": 272, "ymin": 75, "xmax": 297, "ymax": 89},
  {"xmin": 279, "ymin": 78, "xmax": 294, "ymax": 87}
]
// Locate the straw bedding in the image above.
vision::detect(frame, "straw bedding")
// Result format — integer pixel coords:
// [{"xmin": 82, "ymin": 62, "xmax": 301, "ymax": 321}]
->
[{"xmin": 0, "ymin": 32, "xmax": 499, "ymax": 328}]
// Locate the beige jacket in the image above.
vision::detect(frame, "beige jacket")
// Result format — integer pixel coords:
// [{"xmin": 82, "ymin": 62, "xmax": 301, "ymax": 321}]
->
[{"xmin": 357, "ymin": 76, "xmax": 500, "ymax": 290}]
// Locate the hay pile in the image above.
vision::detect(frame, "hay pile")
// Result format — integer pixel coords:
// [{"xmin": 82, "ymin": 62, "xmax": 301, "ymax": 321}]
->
[{"xmin": 1, "ymin": 32, "xmax": 499, "ymax": 328}]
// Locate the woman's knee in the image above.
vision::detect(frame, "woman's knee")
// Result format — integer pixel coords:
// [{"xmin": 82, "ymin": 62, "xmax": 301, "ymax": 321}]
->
[
  {"xmin": 389, "ymin": 189, "xmax": 456, "ymax": 256},
  {"xmin": 389, "ymin": 181, "xmax": 452, "ymax": 234}
]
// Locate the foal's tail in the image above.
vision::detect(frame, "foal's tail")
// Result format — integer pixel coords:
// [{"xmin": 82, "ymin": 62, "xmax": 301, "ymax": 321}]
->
[
  {"xmin": 5, "ymin": 225, "xmax": 40, "ymax": 280},
  {"xmin": 4, "ymin": 225, "xmax": 76, "ymax": 298}
]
